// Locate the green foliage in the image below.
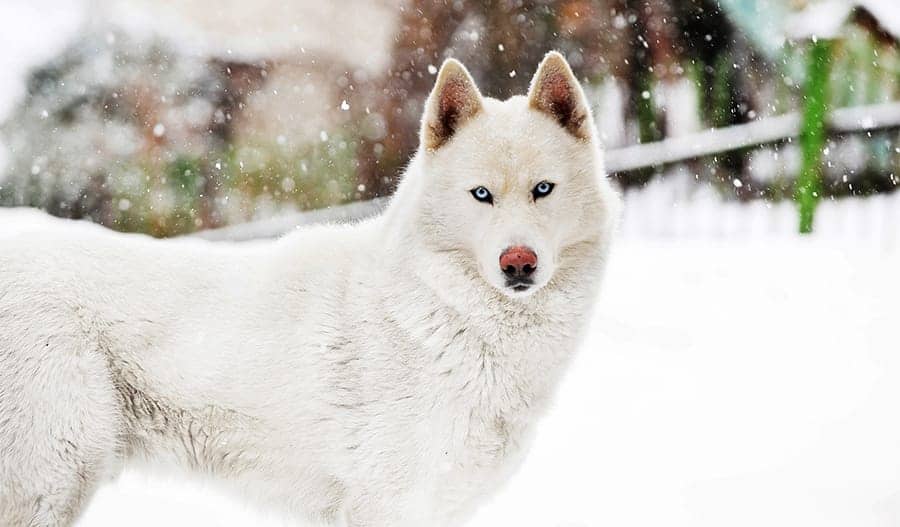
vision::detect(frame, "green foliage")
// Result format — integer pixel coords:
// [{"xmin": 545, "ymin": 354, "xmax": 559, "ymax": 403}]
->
[
  {"xmin": 230, "ymin": 132, "xmax": 361, "ymax": 212},
  {"xmin": 103, "ymin": 134, "xmax": 360, "ymax": 237},
  {"xmin": 711, "ymin": 52, "xmax": 735, "ymax": 128}
]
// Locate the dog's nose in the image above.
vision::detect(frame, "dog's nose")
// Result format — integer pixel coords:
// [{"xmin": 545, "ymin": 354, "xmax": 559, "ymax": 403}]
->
[{"xmin": 500, "ymin": 246, "xmax": 537, "ymax": 279}]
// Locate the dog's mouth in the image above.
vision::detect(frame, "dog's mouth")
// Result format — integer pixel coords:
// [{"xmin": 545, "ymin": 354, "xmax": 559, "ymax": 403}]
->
[{"xmin": 505, "ymin": 278, "xmax": 534, "ymax": 293}]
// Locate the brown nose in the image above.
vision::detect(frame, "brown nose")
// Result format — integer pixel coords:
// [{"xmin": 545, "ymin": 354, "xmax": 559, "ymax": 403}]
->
[{"xmin": 500, "ymin": 246, "xmax": 537, "ymax": 279}]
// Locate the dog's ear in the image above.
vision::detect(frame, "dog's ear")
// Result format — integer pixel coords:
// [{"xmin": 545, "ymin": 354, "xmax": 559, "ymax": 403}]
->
[
  {"xmin": 421, "ymin": 58, "xmax": 483, "ymax": 151},
  {"xmin": 527, "ymin": 51, "xmax": 591, "ymax": 140}
]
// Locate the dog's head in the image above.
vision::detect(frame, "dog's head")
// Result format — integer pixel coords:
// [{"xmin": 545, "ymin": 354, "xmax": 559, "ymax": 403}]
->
[{"xmin": 410, "ymin": 52, "xmax": 617, "ymax": 299}]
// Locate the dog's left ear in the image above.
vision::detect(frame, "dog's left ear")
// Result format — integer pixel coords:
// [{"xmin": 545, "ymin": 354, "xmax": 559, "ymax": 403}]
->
[
  {"xmin": 421, "ymin": 58, "xmax": 483, "ymax": 152},
  {"xmin": 527, "ymin": 52, "xmax": 591, "ymax": 140}
]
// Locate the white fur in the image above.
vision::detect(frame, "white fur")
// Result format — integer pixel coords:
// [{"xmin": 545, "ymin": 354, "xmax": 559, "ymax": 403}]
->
[{"xmin": 0, "ymin": 53, "xmax": 619, "ymax": 527}]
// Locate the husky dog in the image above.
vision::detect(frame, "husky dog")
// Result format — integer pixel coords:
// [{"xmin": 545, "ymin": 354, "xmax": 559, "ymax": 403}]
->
[{"xmin": 0, "ymin": 52, "xmax": 618, "ymax": 526}]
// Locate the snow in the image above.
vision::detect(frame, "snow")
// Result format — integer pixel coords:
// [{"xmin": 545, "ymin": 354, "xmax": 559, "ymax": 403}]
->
[
  {"xmin": 660, "ymin": 78, "xmax": 702, "ymax": 138},
  {"xmin": 590, "ymin": 79, "xmax": 627, "ymax": 149},
  {"xmin": 0, "ymin": 188, "xmax": 884, "ymax": 526},
  {"xmin": 470, "ymin": 239, "xmax": 900, "ymax": 527},
  {"xmin": 788, "ymin": 0, "xmax": 900, "ymax": 41},
  {"xmin": 0, "ymin": 0, "xmax": 85, "ymax": 122},
  {"xmin": 621, "ymin": 174, "xmax": 900, "ymax": 245},
  {"xmin": 477, "ymin": 236, "xmax": 900, "ymax": 527},
  {"xmin": 857, "ymin": 0, "xmax": 900, "ymax": 41},
  {"xmin": 787, "ymin": 0, "xmax": 852, "ymax": 41}
]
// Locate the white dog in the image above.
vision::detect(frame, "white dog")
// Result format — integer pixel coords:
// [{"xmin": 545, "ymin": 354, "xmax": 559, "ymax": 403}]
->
[{"xmin": 0, "ymin": 52, "xmax": 619, "ymax": 526}]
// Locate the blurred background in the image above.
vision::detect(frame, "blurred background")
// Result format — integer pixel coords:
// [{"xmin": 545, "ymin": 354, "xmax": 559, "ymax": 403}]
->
[{"xmin": 1, "ymin": 0, "xmax": 898, "ymax": 239}]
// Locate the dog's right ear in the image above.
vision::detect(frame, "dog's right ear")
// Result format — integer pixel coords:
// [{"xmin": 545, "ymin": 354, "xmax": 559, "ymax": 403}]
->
[
  {"xmin": 421, "ymin": 59, "xmax": 483, "ymax": 152},
  {"xmin": 527, "ymin": 51, "xmax": 591, "ymax": 141}
]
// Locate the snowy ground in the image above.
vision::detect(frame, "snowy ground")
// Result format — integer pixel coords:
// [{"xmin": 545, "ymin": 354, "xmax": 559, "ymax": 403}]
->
[
  {"xmin": 471, "ymin": 238, "xmax": 900, "ymax": 527},
  {"xmin": 3, "ymin": 189, "xmax": 900, "ymax": 526}
]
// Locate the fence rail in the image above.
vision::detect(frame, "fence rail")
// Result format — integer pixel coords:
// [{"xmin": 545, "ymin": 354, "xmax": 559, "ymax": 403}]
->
[
  {"xmin": 198, "ymin": 102, "xmax": 900, "ymax": 241},
  {"xmin": 605, "ymin": 101, "xmax": 900, "ymax": 172}
]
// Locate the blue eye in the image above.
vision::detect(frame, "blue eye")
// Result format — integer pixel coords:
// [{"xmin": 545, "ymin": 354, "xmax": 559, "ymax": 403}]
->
[
  {"xmin": 470, "ymin": 186, "xmax": 493, "ymax": 204},
  {"xmin": 532, "ymin": 181, "xmax": 555, "ymax": 200}
]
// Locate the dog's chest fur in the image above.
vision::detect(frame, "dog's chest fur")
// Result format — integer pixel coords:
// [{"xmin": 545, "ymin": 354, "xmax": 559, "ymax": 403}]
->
[{"xmin": 384, "ymin": 291, "xmax": 584, "ymax": 520}]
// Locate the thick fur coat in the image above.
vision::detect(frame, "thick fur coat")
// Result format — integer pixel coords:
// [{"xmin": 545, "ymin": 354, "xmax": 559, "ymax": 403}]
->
[{"xmin": 0, "ymin": 53, "xmax": 619, "ymax": 526}]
